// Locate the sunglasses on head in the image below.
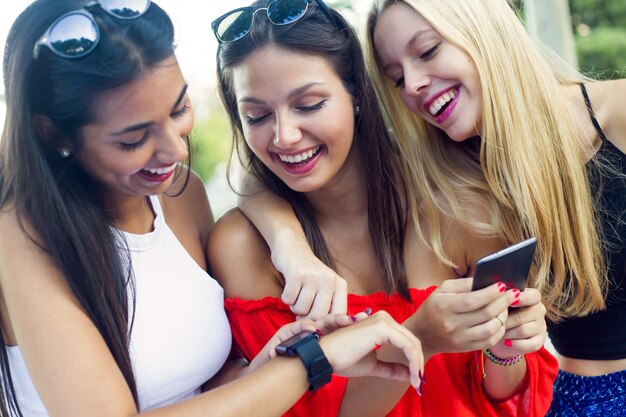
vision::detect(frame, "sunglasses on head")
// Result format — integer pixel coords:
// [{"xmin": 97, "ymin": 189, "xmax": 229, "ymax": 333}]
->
[
  {"xmin": 211, "ymin": 0, "xmax": 337, "ymax": 44},
  {"xmin": 33, "ymin": 0, "xmax": 151, "ymax": 59}
]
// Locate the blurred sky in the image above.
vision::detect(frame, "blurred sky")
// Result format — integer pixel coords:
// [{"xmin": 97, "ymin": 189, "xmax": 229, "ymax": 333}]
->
[{"xmin": 0, "ymin": 0, "xmax": 252, "ymax": 98}]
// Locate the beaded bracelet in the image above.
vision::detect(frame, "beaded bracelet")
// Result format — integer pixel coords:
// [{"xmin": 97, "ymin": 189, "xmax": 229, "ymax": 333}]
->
[{"xmin": 483, "ymin": 348, "xmax": 523, "ymax": 366}]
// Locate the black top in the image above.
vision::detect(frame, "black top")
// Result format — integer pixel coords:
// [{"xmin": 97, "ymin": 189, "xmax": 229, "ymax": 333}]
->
[{"xmin": 547, "ymin": 83, "xmax": 626, "ymax": 360}]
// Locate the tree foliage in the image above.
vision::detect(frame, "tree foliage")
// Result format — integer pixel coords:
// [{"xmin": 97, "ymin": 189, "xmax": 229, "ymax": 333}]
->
[
  {"xmin": 569, "ymin": 0, "xmax": 626, "ymax": 28},
  {"xmin": 569, "ymin": 0, "xmax": 626, "ymax": 79}
]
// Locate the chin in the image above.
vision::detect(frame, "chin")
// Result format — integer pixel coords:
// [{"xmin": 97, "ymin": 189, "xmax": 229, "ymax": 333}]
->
[
  {"xmin": 445, "ymin": 126, "xmax": 480, "ymax": 143},
  {"xmin": 445, "ymin": 131, "xmax": 473, "ymax": 143}
]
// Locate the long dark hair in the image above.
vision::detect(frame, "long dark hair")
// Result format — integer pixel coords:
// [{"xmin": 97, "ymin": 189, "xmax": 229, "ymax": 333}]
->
[
  {"xmin": 0, "ymin": 0, "xmax": 177, "ymax": 414},
  {"xmin": 217, "ymin": 0, "xmax": 409, "ymax": 299}
]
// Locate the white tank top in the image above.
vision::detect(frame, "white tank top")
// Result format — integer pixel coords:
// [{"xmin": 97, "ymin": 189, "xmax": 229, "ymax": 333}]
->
[{"xmin": 5, "ymin": 195, "xmax": 231, "ymax": 415}]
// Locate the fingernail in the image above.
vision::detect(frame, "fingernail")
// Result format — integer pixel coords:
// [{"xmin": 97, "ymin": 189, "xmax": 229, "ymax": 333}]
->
[
  {"xmin": 419, "ymin": 370, "xmax": 427, "ymax": 385},
  {"xmin": 504, "ymin": 339, "xmax": 512, "ymax": 347},
  {"xmin": 363, "ymin": 308, "xmax": 372, "ymax": 316},
  {"xmin": 497, "ymin": 282, "xmax": 506, "ymax": 293},
  {"xmin": 351, "ymin": 315, "xmax": 357, "ymax": 322},
  {"xmin": 511, "ymin": 299, "xmax": 520, "ymax": 306},
  {"xmin": 417, "ymin": 384, "xmax": 422, "ymax": 397},
  {"xmin": 513, "ymin": 289, "xmax": 521, "ymax": 297},
  {"xmin": 315, "ymin": 329, "xmax": 324, "ymax": 337}
]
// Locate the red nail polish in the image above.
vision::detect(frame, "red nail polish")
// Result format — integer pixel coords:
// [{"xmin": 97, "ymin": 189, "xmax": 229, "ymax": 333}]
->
[
  {"xmin": 504, "ymin": 339, "xmax": 512, "ymax": 347},
  {"xmin": 511, "ymin": 299, "xmax": 520, "ymax": 306},
  {"xmin": 497, "ymin": 282, "xmax": 506, "ymax": 293}
]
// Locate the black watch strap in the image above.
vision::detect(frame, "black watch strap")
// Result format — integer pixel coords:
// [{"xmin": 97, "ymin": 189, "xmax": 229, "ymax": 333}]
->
[
  {"xmin": 276, "ymin": 332, "xmax": 334, "ymax": 392},
  {"xmin": 293, "ymin": 336, "xmax": 333, "ymax": 392}
]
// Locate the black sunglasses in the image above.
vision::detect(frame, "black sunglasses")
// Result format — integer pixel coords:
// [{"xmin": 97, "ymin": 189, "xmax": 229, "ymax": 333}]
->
[
  {"xmin": 211, "ymin": 0, "xmax": 337, "ymax": 44},
  {"xmin": 33, "ymin": 0, "xmax": 151, "ymax": 59}
]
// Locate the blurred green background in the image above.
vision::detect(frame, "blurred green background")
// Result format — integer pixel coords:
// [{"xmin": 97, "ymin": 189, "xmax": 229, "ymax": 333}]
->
[
  {"xmin": 192, "ymin": 0, "xmax": 626, "ymax": 213},
  {"xmin": 569, "ymin": 0, "xmax": 626, "ymax": 78}
]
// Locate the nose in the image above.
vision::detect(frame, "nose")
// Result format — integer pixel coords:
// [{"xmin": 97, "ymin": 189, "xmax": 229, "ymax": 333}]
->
[
  {"xmin": 157, "ymin": 125, "xmax": 188, "ymax": 163},
  {"xmin": 273, "ymin": 113, "xmax": 302, "ymax": 149},
  {"xmin": 403, "ymin": 65, "xmax": 431, "ymax": 98}
]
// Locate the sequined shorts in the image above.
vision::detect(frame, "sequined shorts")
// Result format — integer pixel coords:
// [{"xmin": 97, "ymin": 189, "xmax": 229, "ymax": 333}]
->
[{"xmin": 546, "ymin": 369, "xmax": 626, "ymax": 416}]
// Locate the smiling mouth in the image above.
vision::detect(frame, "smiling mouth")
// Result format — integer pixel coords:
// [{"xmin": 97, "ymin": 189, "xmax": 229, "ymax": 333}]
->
[
  {"xmin": 428, "ymin": 87, "xmax": 458, "ymax": 117},
  {"xmin": 138, "ymin": 164, "xmax": 177, "ymax": 182},
  {"xmin": 278, "ymin": 145, "xmax": 322, "ymax": 166}
]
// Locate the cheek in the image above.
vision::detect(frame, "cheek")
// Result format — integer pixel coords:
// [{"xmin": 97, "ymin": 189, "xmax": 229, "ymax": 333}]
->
[
  {"xmin": 243, "ymin": 128, "xmax": 270, "ymax": 157},
  {"xmin": 180, "ymin": 112, "xmax": 194, "ymax": 137},
  {"xmin": 400, "ymin": 91, "xmax": 420, "ymax": 115}
]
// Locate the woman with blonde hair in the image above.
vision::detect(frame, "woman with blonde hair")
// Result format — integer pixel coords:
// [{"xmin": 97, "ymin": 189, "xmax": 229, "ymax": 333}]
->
[{"xmin": 362, "ymin": 0, "xmax": 625, "ymax": 415}]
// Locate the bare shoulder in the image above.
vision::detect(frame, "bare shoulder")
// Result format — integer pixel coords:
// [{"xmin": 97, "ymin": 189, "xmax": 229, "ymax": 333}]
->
[
  {"xmin": 162, "ymin": 169, "xmax": 214, "ymax": 247},
  {"xmin": 0, "ymin": 208, "xmax": 141, "ymax": 415},
  {"xmin": 207, "ymin": 208, "xmax": 283, "ymax": 299},
  {"xmin": 588, "ymin": 79, "xmax": 626, "ymax": 153},
  {"xmin": 0, "ymin": 206, "xmax": 42, "ymax": 278},
  {"xmin": 428, "ymin": 197, "xmax": 505, "ymax": 273},
  {"xmin": 0, "ymin": 206, "xmax": 76, "ymax": 343}
]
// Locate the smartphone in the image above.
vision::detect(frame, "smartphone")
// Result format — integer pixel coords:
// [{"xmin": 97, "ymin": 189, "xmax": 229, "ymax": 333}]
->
[{"xmin": 471, "ymin": 237, "xmax": 537, "ymax": 291}]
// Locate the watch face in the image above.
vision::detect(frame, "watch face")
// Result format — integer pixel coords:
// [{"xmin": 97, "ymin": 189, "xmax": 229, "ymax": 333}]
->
[{"xmin": 275, "ymin": 331, "xmax": 319, "ymax": 356}]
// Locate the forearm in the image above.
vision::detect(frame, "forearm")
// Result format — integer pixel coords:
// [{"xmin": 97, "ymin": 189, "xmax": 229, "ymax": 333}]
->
[
  {"xmin": 143, "ymin": 357, "xmax": 309, "ymax": 417},
  {"xmin": 201, "ymin": 358, "xmax": 249, "ymax": 392},
  {"xmin": 481, "ymin": 355, "xmax": 528, "ymax": 400},
  {"xmin": 338, "ymin": 377, "xmax": 409, "ymax": 417},
  {"xmin": 237, "ymin": 185, "xmax": 305, "ymax": 254},
  {"xmin": 402, "ymin": 310, "xmax": 436, "ymax": 361}
]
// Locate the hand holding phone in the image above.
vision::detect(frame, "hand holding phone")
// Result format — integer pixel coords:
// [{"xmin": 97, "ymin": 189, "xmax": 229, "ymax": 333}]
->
[{"xmin": 471, "ymin": 237, "xmax": 537, "ymax": 291}]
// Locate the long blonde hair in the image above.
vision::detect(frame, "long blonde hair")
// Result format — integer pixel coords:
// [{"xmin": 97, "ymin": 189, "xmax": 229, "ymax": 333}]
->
[{"xmin": 364, "ymin": 0, "xmax": 607, "ymax": 321}]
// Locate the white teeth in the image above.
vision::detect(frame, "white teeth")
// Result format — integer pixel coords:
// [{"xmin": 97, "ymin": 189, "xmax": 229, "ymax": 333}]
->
[
  {"xmin": 279, "ymin": 146, "xmax": 321, "ymax": 164},
  {"xmin": 429, "ymin": 89, "xmax": 457, "ymax": 116},
  {"xmin": 145, "ymin": 164, "xmax": 176, "ymax": 175}
]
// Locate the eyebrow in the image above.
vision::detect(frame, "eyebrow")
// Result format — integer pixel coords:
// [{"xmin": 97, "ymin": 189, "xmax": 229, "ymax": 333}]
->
[
  {"xmin": 238, "ymin": 82, "xmax": 324, "ymax": 105},
  {"xmin": 111, "ymin": 84, "xmax": 189, "ymax": 136},
  {"xmin": 382, "ymin": 28, "xmax": 433, "ymax": 73}
]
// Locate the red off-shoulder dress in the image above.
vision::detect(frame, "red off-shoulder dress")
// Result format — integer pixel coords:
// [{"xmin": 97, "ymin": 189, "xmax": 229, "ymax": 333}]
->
[{"xmin": 225, "ymin": 287, "xmax": 557, "ymax": 417}]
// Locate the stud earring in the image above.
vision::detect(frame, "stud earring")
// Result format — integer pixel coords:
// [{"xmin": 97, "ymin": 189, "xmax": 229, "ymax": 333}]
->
[
  {"xmin": 58, "ymin": 146, "xmax": 72, "ymax": 158},
  {"xmin": 355, "ymin": 105, "xmax": 361, "ymax": 115}
]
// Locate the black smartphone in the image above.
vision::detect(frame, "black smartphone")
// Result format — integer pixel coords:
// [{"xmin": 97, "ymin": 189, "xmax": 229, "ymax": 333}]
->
[{"xmin": 471, "ymin": 237, "xmax": 537, "ymax": 291}]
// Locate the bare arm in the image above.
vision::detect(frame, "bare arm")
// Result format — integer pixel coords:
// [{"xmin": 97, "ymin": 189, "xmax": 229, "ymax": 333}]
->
[
  {"xmin": 338, "ymin": 222, "xmax": 546, "ymax": 415},
  {"xmin": 0, "ymin": 210, "xmax": 423, "ymax": 417},
  {"xmin": 237, "ymin": 173, "xmax": 347, "ymax": 318}
]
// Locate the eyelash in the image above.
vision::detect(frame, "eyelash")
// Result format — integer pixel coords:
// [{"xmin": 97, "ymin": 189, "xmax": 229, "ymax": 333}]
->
[
  {"xmin": 246, "ymin": 114, "xmax": 270, "ymax": 126},
  {"xmin": 119, "ymin": 103, "xmax": 190, "ymax": 151},
  {"xmin": 297, "ymin": 100, "xmax": 327, "ymax": 112},
  {"xmin": 120, "ymin": 132, "xmax": 149, "ymax": 152},
  {"xmin": 420, "ymin": 43, "xmax": 440, "ymax": 60},
  {"xmin": 246, "ymin": 100, "xmax": 327, "ymax": 126},
  {"xmin": 172, "ymin": 102, "xmax": 190, "ymax": 118}
]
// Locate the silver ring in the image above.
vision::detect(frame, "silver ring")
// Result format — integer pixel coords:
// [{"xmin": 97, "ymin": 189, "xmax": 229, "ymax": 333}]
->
[{"xmin": 495, "ymin": 315, "xmax": 504, "ymax": 327}]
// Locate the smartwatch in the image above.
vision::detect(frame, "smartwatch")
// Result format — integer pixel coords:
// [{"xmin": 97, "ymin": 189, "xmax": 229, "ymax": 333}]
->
[{"xmin": 275, "ymin": 331, "xmax": 333, "ymax": 392}]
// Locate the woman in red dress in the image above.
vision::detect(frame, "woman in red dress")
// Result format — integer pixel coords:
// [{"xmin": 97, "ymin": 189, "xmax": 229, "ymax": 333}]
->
[{"xmin": 209, "ymin": 1, "xmax": 557, "ymax": 416}]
